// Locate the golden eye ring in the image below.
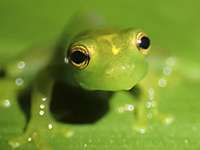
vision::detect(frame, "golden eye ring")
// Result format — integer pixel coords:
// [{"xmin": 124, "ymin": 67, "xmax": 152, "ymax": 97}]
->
[
  {"xmin": 67, "ymin": 44, "xmax": 90, "ymax": 69},
  {"xmin": 136, "ymin": 32, "xmax": 151, "ymax": 55}
]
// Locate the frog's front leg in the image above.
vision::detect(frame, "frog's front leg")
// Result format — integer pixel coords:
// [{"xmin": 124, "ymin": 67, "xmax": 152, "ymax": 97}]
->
[
  {"xmin": 9, "ymin": 73, "xmax": 71, "ymax": 149},
  {"xmin": 128, "ymin": 87, "xmax": 148, "ymax": 134},
  {"xmin": 129, "ymin": 84, "xmax": 174, "ymax": 133},
  {"xmin": 147, "ymin": 85, "xmax": 174, "ymax": 125}
]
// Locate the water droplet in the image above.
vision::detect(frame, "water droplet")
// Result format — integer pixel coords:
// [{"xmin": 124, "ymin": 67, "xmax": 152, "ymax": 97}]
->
[
  {"xmin": 166, "ymin": 57, "xmax": 176, "ymax": 67},
  {"xmin": 40, "ymin": 104, "xmax": 45, "ymax": 109},
  {"xmin": 27, "ymin": 137, "xmax": 32, "ymax": 142},
  {"xmin": 163, "ymin": 116, "xmax": 174, "ymax": 125},
  {"xmin": 146, "ymin": 101, "xmax": 154, "ymax": 109},
  {"xmin": 158, "ymin": 78, "xmax": 167, "ymax": 87},
  {"xmin": 64, "ymin": 130, "xmax": 74, "ymax": 138},
  {"xmin": 2, "ymin": 99, "xmax": 11, "ymax": 108},
  {"xmin": 17, "ymin": 61, "xmax": 26, "ymax": 69},
  {"xmin": 148, "ymin": 88, "xmax": 154, "ymax": 100},
  {"xmin": 83, "ymin": 143, "xmax": 88, "ymax": 148},
  {"xmin": 9, "ymin": 141, "xmax": 20, "ymax": 148},
  {"xmin": 139, "ymin": 128, "xmax": 146, "ymax": 134},
  {"xmin": 121, "ymin": 66, "xmax": 126, "ymax": 70},
  {"xmin": 64, "ymin": 57, "xmax": 69, "ymax": 64},
  {"xmin": 184, "ymin": 139, "xmax": 189, "ymax": 144},
  {"xmin": 117, "ymin": 104, "xmax": 135, "ymax": 113},
  {"xmin": 163, "ymin": 66, "xmax": 172, "ymax": 76},
  {"xmin": 48, "ymin": 123, "xmax": 53, "ymax": 130},
  {"xmin": 42, "ymin": 97, "xmax": 47, "ymax": 102},
  {"xmin": 15, "ymin": 78, "xmax": 24, "ymax": 86},
  {"xmin": 126, "ymin": 104, "xmax": 134, "ymax": 111},
  {"xmin": 105, "ymin": 68, "xmax": 114, "ymax": 76},
  {"xmin": 39, "ymin": 110, "xmax": 45, "ymax": 116}
]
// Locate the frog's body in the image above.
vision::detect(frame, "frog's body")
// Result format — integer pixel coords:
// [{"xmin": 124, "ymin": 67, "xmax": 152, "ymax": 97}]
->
[{"xmin": 0, "ymin": 13, "xmax": 177, "ymax": 149}]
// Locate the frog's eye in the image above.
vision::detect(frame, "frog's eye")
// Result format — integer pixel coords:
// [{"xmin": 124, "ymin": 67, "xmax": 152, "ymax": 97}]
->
[
  {"xmin": 136, "ymin": 32, "xmax": 151, "ymax": 54},
  {"xmin": 67, "ymin": 45, "xmax": 90, "ymax": 69}
]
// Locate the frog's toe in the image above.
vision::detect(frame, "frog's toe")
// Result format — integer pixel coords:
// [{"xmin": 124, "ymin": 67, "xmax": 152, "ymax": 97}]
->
[
  {"xmin": 8, "ymin": 121, "xmax": 72, "ymax": 149},
  {"xmin": 9, "ymin": 131, "xmax": 37, "ymax": 149},
  {"xmin": 9, "ymin": 138, "xmax": 23, "ymax": 149},
  {"xmin": 8, "ymin": 130, "xmax": 51, "ymax": 150},
  {"xmin": 9, "ymin": 134, "xmax": 35, "ymax": 149}
]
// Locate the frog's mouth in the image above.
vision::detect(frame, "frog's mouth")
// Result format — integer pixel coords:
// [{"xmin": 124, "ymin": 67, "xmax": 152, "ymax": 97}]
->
[{"xmin": 76, "ymin": 62, "xmax": 147, "ymax": 91}]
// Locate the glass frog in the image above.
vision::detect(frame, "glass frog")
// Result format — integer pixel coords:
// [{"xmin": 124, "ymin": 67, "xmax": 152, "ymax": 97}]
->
[{"xmin": 0, "ymin": 12, "xmax": 191, "ymax": 149}]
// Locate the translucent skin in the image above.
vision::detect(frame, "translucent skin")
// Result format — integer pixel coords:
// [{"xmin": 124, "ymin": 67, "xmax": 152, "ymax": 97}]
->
[
  {"xmin": 65, "ymin": 29, "xmax": 148, "ymax": 91},
  {"xmin": 0, "ymin": 13, "xmax": 179, "ymax": 149}
]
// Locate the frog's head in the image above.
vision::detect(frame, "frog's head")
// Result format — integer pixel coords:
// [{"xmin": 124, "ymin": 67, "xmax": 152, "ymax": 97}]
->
[{"xmin": 65, "ymin": 28, "xmax": 151, "ymax": 91}]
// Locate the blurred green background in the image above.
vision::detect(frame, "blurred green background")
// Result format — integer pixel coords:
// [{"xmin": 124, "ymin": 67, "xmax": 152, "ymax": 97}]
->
[{"xmin": 0, "ymin": 0, "xmax": 200, "ymax": 149}]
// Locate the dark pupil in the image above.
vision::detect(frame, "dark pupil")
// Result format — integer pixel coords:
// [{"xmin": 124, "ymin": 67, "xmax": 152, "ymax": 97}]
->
[
  {"xmin": 139, "ymin": 36, "xmax": 150, "ymax": 49},
  {"xmin": 70, "ymin": 51, "xmax": 87, "ymax": 64}
]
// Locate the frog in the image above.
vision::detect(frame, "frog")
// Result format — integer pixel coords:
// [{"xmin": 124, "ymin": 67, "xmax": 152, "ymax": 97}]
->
[{"xmin": 0, "ymin": 12, "xmax": 176, "ymax": 149}]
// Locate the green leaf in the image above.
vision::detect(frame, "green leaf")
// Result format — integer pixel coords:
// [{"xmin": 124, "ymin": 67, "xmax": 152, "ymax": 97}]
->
[{"xmin": 0, "ymin": 0, "xmax": 200, "ymax": 149}]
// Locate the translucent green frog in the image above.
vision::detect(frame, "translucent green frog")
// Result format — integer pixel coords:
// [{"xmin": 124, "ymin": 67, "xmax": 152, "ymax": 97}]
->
[{"xmin": 0, "ymin": 13, "xmax": 185, "ymax": 149}]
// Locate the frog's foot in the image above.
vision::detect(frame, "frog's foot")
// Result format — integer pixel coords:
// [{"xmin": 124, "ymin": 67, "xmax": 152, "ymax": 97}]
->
[
  {"xmin": 8, "ymin": 119, "xmax": 73, "ymax": 149},
  {"xmin": 9, "ymin": 131, "xmax": 51, "ymax": 150}
]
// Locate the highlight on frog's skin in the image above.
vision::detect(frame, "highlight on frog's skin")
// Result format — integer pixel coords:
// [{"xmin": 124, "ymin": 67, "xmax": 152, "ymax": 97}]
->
[
  {"xmin": 136, "ymin": 32, "xmax": 151, "ymax": 55},
  {"xmin": 67, "ymin": 44, "xmax": 90, "ymax": 69}
]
